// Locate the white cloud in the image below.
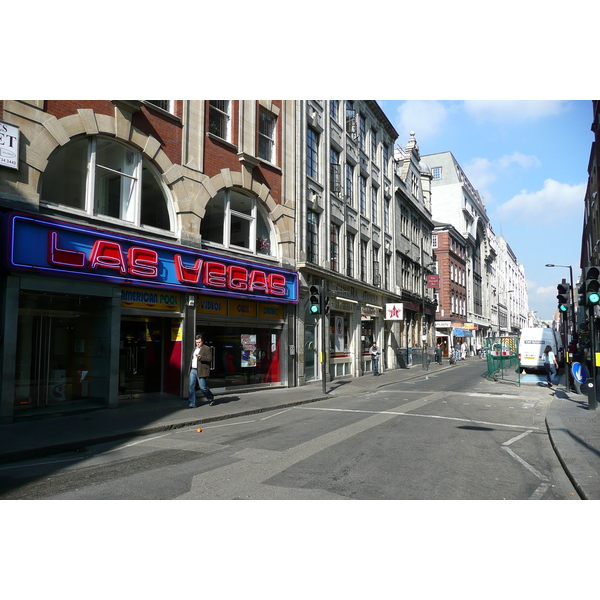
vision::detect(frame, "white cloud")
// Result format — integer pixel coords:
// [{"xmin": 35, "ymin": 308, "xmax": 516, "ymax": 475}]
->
[
  {"xmin": 535, "ymin": 285, "xmax": 559, "ymax": 296},
  {"xmin": 395, "ymin": 100, "xmax": 449, "ymax": 143},
  {"xmin": 463, "ymin": 152, "xmax": 541, "ymax": 204},
  {"xmin": 463, "ymin": 100, "xmax": 567, "ymax": 123},
  {"xmin": 496, "ymin": 179, "xmax": 585, "ymax": 224}
]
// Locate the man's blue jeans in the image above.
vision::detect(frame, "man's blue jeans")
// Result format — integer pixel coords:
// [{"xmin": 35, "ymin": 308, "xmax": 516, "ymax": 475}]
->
[
  {"xmin": 189, "ymin": 368, "xmax": 214, "ymax": 405},
  {"xmin": 372, "ymin": 358, "xmax": 379, "ymax": 375}
]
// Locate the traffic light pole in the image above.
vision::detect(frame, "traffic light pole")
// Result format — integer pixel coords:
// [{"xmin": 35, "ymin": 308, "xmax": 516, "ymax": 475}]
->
[
  {"xmin": 321, "ymin": 278, "xmax": 327, "ymax": 394},
  {"xmin": 587, "ymin": 305, "xmax": 597, "ymax": 410}
]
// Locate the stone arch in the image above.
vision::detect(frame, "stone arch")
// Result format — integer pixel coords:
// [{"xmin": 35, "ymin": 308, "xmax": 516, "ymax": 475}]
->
[
  {"xmin": 25, "ymin": 109, "xmax": 182, "ymax": 221},
  {"xmin": 193, "ymin": 168, "xmax": 292, "ymax": 251}
]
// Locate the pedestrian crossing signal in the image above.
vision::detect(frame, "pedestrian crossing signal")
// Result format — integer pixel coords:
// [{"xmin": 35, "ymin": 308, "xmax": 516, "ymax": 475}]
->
[
  {"xmin": 584, "ymin": 266, "xmax": 600, "ymax": 306},
  {"xmin": 556, "ymin": 282, "xmax": 570, "ymax": 312},
  {"xmin": 309, "ymin": 285, "xmax": 321, "ymax": 314}
]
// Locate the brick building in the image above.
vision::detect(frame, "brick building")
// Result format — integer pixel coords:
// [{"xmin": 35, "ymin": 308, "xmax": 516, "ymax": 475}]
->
[{"xmin": 0, "ymin": 100, "xmax": 298, "ymax": 423}]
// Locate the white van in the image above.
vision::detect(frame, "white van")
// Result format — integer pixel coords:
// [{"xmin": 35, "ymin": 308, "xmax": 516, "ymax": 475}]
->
[{"xmin": 518, "ymin": 327, "xmax": 561, "ymax": 372}]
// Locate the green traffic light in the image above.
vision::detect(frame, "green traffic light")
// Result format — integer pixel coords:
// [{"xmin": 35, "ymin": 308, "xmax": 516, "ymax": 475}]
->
[
  {"xmin": 588, "ymin": 292, "xmax": 600, "ymax": 305},
  {"xmin": 559, "ymin": 304, "xmax": 568, "ymax": 312},
  {"xmin": 309, "ymin": 304, "xmax": 319, "ymax": 314}
]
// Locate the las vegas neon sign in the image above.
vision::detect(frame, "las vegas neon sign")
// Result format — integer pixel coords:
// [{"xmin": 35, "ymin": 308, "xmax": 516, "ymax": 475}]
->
[{"xmin": 4, "ymin": 213, "xmax": 298, "ymax": 303}]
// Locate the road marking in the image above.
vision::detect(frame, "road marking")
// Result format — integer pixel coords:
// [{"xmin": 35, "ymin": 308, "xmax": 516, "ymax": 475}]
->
[
  {"xmin": 201, "ymin": 420, "xmax": 256, "ymax": 429},
  {"xmin": 261, "ymin": 409, "xmax": 292, "ymax": 421},
  {"xmin": 503, "ymin": 430, "xmax": 534, "ymax": 447},
  {"xmin": 468, "ymin": 393, "xmax": 520, "ymax": 399},
  {"xmin": 502, "ymin": 445, "xmax": 547, "ymax": 481},
  {"xmin": 295, "ymin": 405, "xmax": 539, "ymax": 431}
]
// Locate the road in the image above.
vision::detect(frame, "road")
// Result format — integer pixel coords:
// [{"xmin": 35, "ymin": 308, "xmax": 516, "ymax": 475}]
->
[{"xmin": 0, "ymin": 361, "xmax": 578, "ymax": 500}]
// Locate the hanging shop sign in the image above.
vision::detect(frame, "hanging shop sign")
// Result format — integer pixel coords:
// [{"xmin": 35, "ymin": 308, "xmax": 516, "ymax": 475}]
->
[
  {"xmin": 385, "ymin": 303, "xmax": 404, "ymax": 320},
  {"xmin": 3, "ymin": 212, "xmax": 299, "ymax": 303},
  {"xmin": 0, "ymin": 121, "xmax": 19, "ymax": 170}
]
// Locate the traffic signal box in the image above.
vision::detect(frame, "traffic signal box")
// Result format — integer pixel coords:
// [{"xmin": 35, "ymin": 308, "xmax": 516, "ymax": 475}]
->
[
  {"xmin": 309, "ymin": 285, "xmax": 321, "ymax": 314},
  {"xmin": 557, "ymin": 282, "xmax": 571, "ymax": 313},
  {"xmin": 584, "ymin": 266, "xmax": 600, "ymax": 306}
]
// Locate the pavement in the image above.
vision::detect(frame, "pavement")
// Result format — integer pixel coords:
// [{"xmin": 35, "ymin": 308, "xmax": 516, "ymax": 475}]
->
[{"xmin": 1, "ymin": 359, "xmax": 599, "ymax": 499}]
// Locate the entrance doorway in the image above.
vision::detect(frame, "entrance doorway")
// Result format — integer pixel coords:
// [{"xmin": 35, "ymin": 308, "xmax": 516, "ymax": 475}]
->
[
  {"xmin": 120, "ymin": 318, "xmax": 164, "ymax": 395},
  {"xmin": 15, "ymin": 292, "xmax": 101, "ymax": 415}
]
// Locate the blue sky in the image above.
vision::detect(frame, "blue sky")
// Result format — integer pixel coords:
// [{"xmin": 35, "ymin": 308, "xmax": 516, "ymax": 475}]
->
[{"xmin": 378, "ymin": 100, "xmax": 593, "ymax": 321}]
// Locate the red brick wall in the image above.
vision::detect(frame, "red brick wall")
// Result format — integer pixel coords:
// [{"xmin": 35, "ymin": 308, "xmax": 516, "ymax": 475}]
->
[
  {"xmin": 45, "ymin": 100, "xmax": 183, "ymax": 166},
  {"xmin": 203, "ymin": 101, "xmax": 282, "ymax": 204}
]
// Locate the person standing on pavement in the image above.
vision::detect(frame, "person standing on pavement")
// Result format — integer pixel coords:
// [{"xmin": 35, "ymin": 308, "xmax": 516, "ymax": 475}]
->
[
  {"xmin": 461, "ymin": 341, "xmax": 467, "ymax": 360},
  {"xmin": 188, "ymin": 334, "xmax": 216, "ymax": 407},
  {"xmin": 370, "ymin": 342, "xmax": 380, "ymax": 376},
  {"xmin": 455, "ymin": 342, "xmax": 461, "ymax": 361},
  {"xmin": 434, "ymin": 343, "xmax": 442, "ymax": 365},
  {"xmin": 542, "ymin": 344, "xmax": 559, "ymax": 388}
]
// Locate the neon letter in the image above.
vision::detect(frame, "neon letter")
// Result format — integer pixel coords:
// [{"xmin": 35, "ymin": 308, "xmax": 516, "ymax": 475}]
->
[
  {"xmin": 248, "ymin": 269, "xmax": 268, "ymax": 293},
  {"xmin": 47, "ymin": 231, "xmax": 86, "ymax": 268},
  {"xmin": 128, "ymin": 247, "xmax": 159, "ymax": 278},
  {"xmin": 174, "ymin": 255, "xmax": 203, "ymax": 284},
  {"xmin": 268, "ymin": 273, "xmax": 287, "ymax": 296},
  {"xmin": 227, "ymin": 265, "xmax": 249, "ymax": 291},
  {"xmin": 203, "ymin": 261, "xmax": 227, "ymax": 288},
  {"xmin": 89, "ymin": 240, "xmax": 127, "ymax": 273}
]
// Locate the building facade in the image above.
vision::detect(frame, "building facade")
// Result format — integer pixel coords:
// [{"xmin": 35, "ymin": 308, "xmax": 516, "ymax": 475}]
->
[
  {"xmin": 294, "ymin": 102, "xmax": 436, "ymax": 384},
  {"xmin": 0, "ymin": 100, "xmax": 298, "ymax": 423},
  {"xmin": 421, "ymin": 150, "xmax": 529, "ymax": 348},
  {"xmin": 431, "ymin": 222, "xmax": 468, "ymax": 355}
]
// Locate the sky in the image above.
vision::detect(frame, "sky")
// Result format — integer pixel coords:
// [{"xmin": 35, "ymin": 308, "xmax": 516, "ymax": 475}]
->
[{"xmin": 377, "ymin": 100, "xmax": 593, "ymax": 322}]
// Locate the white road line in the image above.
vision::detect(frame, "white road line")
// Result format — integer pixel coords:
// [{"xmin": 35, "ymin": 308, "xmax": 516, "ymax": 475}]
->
[
  {"xmin": 295, "ymin": 405, "xmax": 539, "ymax": 430},
  {"xmin": 502, "ymin": 445, "xmax": 547, "ymax": 481},
  {"xmin": 503, "ymin": 430, "xmax": 534, "ymax": 447},
  {"xmin": 201, "ymin": 420, "xmax": 256, "ymax": 429},
  {"xmin": 104, "ymin": 433, "xmax": 172, "ymax": 453},
  {"xmin": 468, "ymin": 393, "xmax": 520, "ymax": 399},
  {"xmin": 260, "ymin": 409, "xmax": 293, "ymax": 421}
]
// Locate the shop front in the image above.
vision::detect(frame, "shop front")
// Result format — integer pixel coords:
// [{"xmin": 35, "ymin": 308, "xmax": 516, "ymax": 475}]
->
[
  {"xmin": 329, "ymin": 298, "xmax": 356, "ymax": 378},
  {"xmin": 0, "ymin": 211, "xmax": 298, "ymax": 422},
  {"xmin": 193, "ymin": 296, "xmax": 288, "ymax": 390}
]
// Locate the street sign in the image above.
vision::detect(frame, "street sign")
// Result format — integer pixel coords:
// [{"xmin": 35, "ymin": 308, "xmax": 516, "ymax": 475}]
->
[{"xmin": 572, "ymin": 362, "xmax": 588, "ymax": 384}]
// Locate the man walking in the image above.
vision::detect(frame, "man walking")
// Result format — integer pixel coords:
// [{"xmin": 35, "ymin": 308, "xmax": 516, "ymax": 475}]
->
[{"xmin": 189, "ymin": 334, "xmax": 216, "ymax": 407}]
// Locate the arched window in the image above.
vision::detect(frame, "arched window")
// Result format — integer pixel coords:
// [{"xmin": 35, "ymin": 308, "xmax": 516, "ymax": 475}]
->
[
  {"xmin": 41, "ymin": 136, "xmax": 174, "ymax": 232},
  {"xmin": 200, "ymin": 188, "xmax": 276, "ymax": 257}
]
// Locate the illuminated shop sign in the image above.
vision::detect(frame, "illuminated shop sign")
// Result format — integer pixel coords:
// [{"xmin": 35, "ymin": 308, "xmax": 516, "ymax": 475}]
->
[{"xmin": 4, "ymin": 213, "xmax": 299, "ymax": 303}]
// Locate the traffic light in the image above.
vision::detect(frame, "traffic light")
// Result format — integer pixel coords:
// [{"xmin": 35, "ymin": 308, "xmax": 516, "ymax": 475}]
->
[
  {"xmin": 309, "ymin": 285, "xmax": 321, "ymax": 314},
  {"xmin": 556, "ymin": 282, "xmax": 571, "ymax": 313},
  {"xmin": 584, "ymin": 266, "xmax": 600, "ymax": 306},
  {"xmin": 324, "ymin": 296, "xmax": 330, "ymax": 316}
]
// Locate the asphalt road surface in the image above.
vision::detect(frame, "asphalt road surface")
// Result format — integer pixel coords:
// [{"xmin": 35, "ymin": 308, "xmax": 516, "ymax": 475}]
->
[{"xmin": 0, "ymin": 361, "xmax": 578, "ymax": 500}]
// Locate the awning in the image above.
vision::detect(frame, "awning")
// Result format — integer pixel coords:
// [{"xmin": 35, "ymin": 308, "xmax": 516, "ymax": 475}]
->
[{"xmin": 453, "ymin": 328, "xmax": 473, "ymax": 337}]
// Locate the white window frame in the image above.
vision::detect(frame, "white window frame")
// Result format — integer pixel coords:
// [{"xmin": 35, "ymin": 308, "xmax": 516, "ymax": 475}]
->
[
  {"xmin": 201, "ymin": 189, "xmax": 276, "ymax": 258},
  {"xmin": 208, "ymin": 100, "xmax": 231, "ymax": 141},
  {"xmin": 258, "ymin": 108, "xmax": 277, "ymax": 163},
  {"xmin": 41, "ymin": 135, "xmax": 175, "ymax": 234}
]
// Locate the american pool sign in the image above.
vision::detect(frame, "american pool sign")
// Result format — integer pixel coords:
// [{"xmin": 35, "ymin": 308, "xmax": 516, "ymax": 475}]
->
[{"xmin": 3, "ymin": 212, "xmax": 299, "ymax": 303}]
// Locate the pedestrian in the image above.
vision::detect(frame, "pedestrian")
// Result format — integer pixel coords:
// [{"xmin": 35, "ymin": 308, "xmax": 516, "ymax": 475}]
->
[
  {"xmin": 188, "ymin": 334, "xmax": 216, "ymax": 407},
  {"xmin": 434, "ymin": 343, "xmax": 442, "ymax": 365},
  {"xmin": 461, "ymin": 341, "xmax": 467, "ymax": 360},
  {"xmin": 455, "ymin": 342, "xmax": 461, "ymax": 361},
  {"xmin": 370, "ymin": 342, "xmax": 380, "ymax": 376},
  {"xmin": 542, "ymin": 344, "xmax": 559, "ymax": 388}
]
